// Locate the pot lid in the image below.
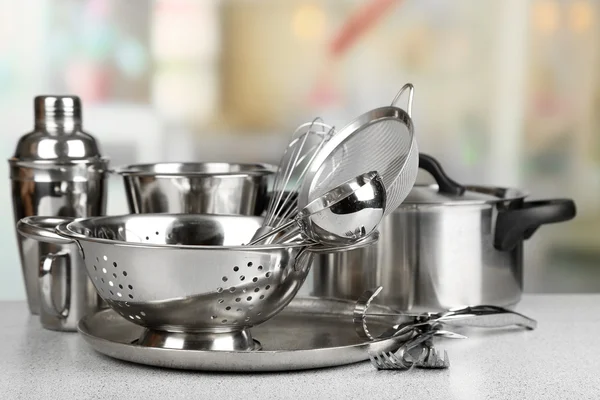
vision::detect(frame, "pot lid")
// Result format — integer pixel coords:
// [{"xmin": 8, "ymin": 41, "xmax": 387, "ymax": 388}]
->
[
  {"xmin": 403, "ymin": 184, "xmax": 506, "ymax": 205},
  {"xmin": 401, "ymin": 154, "xmax": 526, "ymax": 205},
  {"xmin": 11, "ymin": 96, "xmax": 103, "ymax": 162}
]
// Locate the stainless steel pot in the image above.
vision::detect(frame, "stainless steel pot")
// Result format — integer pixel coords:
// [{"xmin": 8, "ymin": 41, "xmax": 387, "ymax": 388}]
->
[
  {"xmin": 310, "ymin": 154, "xmax": 577, "ymax": 311},
  {"xmin": 114, "ymin": 162, "xmax": 275, "ymax": 216}
]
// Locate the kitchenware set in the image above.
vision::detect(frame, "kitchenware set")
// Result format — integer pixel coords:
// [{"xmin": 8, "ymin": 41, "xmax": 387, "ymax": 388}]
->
[{"xmin": 9, "ymin": 88, "xmax": 575, "ymax": 372}]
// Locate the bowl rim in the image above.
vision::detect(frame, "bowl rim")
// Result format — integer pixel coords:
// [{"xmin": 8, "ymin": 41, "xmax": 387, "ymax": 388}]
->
[{"xmin": 113, "ymin": 162, "xmax": 276, "ymax": 178}]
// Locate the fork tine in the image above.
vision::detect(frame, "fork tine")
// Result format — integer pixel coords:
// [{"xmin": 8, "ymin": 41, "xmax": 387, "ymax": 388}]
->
[
  {"xmin": 369, "ymin": 353, "xmax": 381, "ymax": 369},
  {"xmin": 414, "ymin": 346, "xmax": 451, "ymax": 369},
  {"xmin": 375, "ymin": 353, "xmax": 387, "ymax": 370},
  {"xmin": 431, "ymin": 348, "xmax": 443, "ymax": 368},
  {"xmin": 386, "ymin": 352, "xmax": 404, "ymax": 369},
  {"xmin": 376, "ymin": 353, "xmax": 392, "ymax": 369},
  {"xmin": 443, "ymin": 349, "xmax": 450, "ymax": 368},
  {"xmin": 423, "ymin": 349, "xmax": 432, "ymax": 367},
  {"xmin": 391, "ymin": 351, "xmax": 415, "ymax": 370},
  {"xmin": 382, "ymin": 351, "xmax": 400, "ymax": 369},
  {"xmin": 417, "ymin": 347, "xmax": 428, "ymax": 364},
  {"xmin": 373, "ymin": 353, "xmax": 386, "ymax": 369}
]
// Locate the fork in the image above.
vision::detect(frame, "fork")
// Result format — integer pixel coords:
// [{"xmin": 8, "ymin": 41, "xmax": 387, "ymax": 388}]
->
[
  {"xmin": 369, "ymin": 350, "xmax": 414, "ymax": 370},
  {"xmin": 415, "ymin": 346, "xmax": 450, "ymax": 369},
  {"xmin": 369, "ymin": 329, "xmax": 436, "ymax": 370},
  {"xmin": 369, "ymin": 342, "xmax": 450, "ymax": 370}
]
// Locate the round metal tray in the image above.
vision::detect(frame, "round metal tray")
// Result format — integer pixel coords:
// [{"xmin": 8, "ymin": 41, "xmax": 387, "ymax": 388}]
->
[{"xmin": 78, "ymin": 297, "xmax": 399, "ymax": 372}]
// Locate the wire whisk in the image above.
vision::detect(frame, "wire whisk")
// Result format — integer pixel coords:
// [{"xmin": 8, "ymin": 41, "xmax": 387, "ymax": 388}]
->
[{"xmin": 249, "ymin": 118, "xmax": 335, "ymax": 244}]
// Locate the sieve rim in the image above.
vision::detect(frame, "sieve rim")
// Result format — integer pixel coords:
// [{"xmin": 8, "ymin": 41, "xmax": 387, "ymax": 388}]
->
[{"xmin": 297, "ymin": 105, "xmax": 414, "ymax": 209}]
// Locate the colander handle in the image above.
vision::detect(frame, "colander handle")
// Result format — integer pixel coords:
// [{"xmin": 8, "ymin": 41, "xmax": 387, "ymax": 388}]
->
[
  {"xmin": 17, "ymin": 216, "xmax": 75, "ymax": 245},
  {"xmin": 40, "ymin": 251, "xmax": 71, "ymax": 319},
  {"xmin": 391, "ymin": 83, "xmax": 414, "ymax": 117}
]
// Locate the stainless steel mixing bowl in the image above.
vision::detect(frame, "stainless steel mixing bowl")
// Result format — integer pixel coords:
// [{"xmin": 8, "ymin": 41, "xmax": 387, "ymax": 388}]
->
[
  {"xmin": 114, "ymin": 162, "xmax": 275, "ymax": 215},
  {"xmin": 40, "ymin": 214, "xmax": 313, "ymax": 351}
]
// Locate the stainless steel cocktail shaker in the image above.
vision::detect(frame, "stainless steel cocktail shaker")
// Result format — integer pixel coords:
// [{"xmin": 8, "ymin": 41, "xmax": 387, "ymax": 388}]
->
[{"xmin": 10, "ymin": 96, "xmax": 109, "ymax": 315}]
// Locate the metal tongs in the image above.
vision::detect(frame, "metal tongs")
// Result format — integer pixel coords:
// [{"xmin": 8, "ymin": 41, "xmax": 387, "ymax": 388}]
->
[{"xmin": 355, "ymin": 286, "xmax": 537, "ymax": 370}]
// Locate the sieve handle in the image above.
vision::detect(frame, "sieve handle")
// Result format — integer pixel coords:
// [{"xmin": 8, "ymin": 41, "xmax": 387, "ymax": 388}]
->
[
  {"xmin": 40, "ymin": 251, "xmax": 71, "ymax": 319},
  {"xmin": 391, "ymin": 83, "xmax": 414, "ymax": 117}
]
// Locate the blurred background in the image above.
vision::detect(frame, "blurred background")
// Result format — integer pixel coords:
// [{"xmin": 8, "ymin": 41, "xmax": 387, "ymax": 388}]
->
[{"xmin": 0, "ymin": 0, "xmax": 597, "ymax": 300}]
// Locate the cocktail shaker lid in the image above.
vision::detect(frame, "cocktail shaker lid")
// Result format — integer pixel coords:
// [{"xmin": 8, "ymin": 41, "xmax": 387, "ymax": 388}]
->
[{"xmin": 11, "ymin": 95, "xmax": 103, "ymax": 163}]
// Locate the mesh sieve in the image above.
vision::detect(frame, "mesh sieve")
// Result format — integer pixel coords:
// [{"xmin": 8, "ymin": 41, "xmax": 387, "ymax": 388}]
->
[{"xmin": 298, "ymin": 84, "xmax": 418, "ymax": 216}]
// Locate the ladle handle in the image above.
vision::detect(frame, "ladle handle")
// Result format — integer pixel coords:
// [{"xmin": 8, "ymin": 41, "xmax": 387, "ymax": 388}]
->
[{"xmin": 247, "ymin": 220, "xmax": 296, "ymax": 245}]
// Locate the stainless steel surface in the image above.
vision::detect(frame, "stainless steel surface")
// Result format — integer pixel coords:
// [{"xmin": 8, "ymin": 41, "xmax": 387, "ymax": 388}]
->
[
  {"xmin": 16, "ymin": 216, "xmax": 103, "ymax": 331},
  {"xmin": 77, "ymin": 297, "xmax": 402, "ymax": 372},
  {"xmin": 9, "ymin": 95, "xmax": 108, "ymax": 315},
  {"xmin": 54, "ymin": 214, "xmax": 315, "ymax": 351},
  {"xmin": 298, "ymin": 83, "xmax": 419, "ymax": 218},
  {"xmin": 309, "ymin": 154, "xmax": 576, "ymax": 312},
  {"xmin": 249, "ymin": 171, "xmax": 385, "ymax": 245},
  {"xmin": 115, "ymin": 162, "xmax": 275, "ymax": 215},
  {"xmin": 312, "ymin": 235, "xmax": 378, "ymax": 302},
  {"xmin": 374, "ymin": 197, "xmax": 526, "ymax": 311},
  {"xmin": 252, "ymin": 119, "xmax": 334, "ymax": 243}
]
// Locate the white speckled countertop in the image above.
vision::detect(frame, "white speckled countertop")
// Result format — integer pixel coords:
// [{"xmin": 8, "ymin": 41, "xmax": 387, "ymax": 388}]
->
[{"xmin": 1, "ymin": 295, "xmax": 599, "ymax": 399}]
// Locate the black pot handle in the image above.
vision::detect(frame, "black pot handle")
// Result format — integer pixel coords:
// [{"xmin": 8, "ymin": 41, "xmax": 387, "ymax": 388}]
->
[
  {"xmin": 419, "ymin": 153, "xmax": 466, "ymax": 196},
  {"xmin": 494, "ymin": 199, "xmax": 576, "ymax": 252}
]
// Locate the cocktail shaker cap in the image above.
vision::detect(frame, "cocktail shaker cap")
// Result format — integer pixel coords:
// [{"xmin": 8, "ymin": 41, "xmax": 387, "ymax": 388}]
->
[{"xmin": 11, "ymin": 95, "xmax": 103, "ymax": 163}]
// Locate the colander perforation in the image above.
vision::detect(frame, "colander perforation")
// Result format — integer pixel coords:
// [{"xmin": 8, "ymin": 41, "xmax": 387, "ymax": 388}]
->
[{"xmin": 212, "ymin": 261, "xmax": 276, "ymax": 325}]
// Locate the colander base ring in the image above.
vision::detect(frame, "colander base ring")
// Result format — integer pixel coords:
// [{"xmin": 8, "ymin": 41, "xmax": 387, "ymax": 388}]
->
[{"xmin": 136, "ymin": 327, "xmax": 262, "ymax": 351}]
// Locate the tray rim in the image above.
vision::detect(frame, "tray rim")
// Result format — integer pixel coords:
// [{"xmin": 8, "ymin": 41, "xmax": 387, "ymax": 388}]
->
[{"xmin": 78, "ymin": 297, "xmax": 400, "ymax": 372}]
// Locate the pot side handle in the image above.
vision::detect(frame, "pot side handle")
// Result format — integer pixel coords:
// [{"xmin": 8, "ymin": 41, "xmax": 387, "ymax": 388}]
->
[
  {"xmin": 494, "ymin": 199, "xmax": 576, "ymax": 252},
  {"xmin": 419, "ymin": 153, "xmax": 466, "ymax": 196}
]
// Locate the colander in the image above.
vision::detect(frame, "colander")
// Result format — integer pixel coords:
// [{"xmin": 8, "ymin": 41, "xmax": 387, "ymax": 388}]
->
[{"xmin": 41, "ymin": 214, "xmax": 316, "ymax": 351}]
